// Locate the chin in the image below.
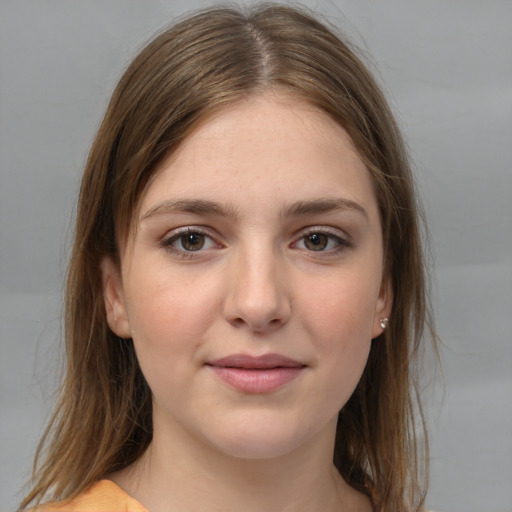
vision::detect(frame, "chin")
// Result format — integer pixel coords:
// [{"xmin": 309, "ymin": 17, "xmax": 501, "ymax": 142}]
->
[
  {"xmin": 213, "ymin": 435, "xmax": 303, "ymax": 460},
  {"xmin": 200, "ymin": 416, "xmax": 323, "ymax": 461}
]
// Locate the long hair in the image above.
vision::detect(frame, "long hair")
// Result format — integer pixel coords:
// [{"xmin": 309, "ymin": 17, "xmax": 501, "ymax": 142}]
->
[{"xmin": 21, "ymin": 4, "xmax": 436, "ymax": 511}]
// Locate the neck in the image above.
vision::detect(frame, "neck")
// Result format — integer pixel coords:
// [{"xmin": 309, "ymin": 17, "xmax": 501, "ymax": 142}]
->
[{"xmin": 110, "ymin": 417, "xmax": 371, "ymax": 512}]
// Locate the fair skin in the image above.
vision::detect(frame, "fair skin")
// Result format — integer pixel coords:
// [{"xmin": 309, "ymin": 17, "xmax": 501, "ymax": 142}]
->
[{"xmin": 102, "ymin": 93, "xmax": 391, "ymax": 512}]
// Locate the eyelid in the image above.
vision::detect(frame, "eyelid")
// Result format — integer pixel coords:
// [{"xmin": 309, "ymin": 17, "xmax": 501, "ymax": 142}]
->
[
  {"xmin": 160, "ymin": 226, "xmax": 222, "ymax": 256},
  {"xmin": 292, "ymin": 225, "xmax": 353, "ymax": 253},
  {"xmin": 296, "ymin": 225, "xmax": 351, "ymax": 241},
  {"xmin": 158, "ymin": 224, "xmax": 352, "ymax": 258}
]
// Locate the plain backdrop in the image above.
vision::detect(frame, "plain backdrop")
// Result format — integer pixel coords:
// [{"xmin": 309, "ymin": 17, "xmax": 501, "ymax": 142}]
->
[{"xmin": 1, "ymin": 1, "xmax": 511, "ymax": 511}]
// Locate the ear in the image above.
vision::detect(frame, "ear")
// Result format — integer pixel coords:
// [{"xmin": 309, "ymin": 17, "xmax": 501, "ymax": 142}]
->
[
  {"xmin": 100, "ymin": 256, "xmax": 131, "ymax": 339},
  {"xmin": 371, "ymin": 276, "xmax": 393, "ymax": 339}
]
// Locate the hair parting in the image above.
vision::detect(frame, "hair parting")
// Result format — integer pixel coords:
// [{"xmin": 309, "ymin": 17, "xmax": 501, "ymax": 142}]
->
[{"xmin": 21, "ymin": 5, "xmax": 437, "ymax": 511}]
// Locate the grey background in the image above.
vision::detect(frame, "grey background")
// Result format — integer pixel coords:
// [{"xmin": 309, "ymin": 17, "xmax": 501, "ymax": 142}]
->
[{"xmin": 1, "ymin": 1, "xmax": 511, "ymax": 511}]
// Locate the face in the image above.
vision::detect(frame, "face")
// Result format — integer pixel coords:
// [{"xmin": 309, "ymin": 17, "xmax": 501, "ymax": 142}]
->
[{"xmin": 103, "ymin": 93, "xmax": 391, "ymax": 460}]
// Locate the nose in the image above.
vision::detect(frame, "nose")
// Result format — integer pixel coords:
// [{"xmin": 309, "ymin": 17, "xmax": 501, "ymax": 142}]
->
[{"xmin": 223, "ymin": 245, "xmax": 291, "ymax": 334}]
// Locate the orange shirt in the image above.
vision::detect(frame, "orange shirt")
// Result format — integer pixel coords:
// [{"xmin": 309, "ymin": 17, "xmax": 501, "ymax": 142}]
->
[
  {"xmin": 35, "ymin": 479, "xmax": 438, "ymax": 511},
  {"xmin": 35, "ymin": 480, "xmax": 148, "ymax": 512}
]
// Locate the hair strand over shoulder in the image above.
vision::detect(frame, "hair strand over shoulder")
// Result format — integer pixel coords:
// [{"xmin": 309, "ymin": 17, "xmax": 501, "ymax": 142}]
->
[{"xmin": 21, "ymin": 5, "xmax": 437, "ymax": 511}]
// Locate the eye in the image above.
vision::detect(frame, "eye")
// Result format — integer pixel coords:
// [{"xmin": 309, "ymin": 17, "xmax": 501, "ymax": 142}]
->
[
  {"xmin": 303, "ymin": 233, "xmax": 330, "ymax": 251},
  {"xmin": 294, "ymin": 229, "xmax": 351, "ymax": 253},
  {"xmin": 162, "ymin": 228, "xmax": 218, "ymax": 253}
]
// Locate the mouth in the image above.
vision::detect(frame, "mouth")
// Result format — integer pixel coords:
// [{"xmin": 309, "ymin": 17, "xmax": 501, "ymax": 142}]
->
[{"xmin": 206, "ymin": 354, "xmax": 306, "ymax": 394}]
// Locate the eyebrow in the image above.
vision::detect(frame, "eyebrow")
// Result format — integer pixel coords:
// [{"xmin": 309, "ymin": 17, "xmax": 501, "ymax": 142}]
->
[
  {"xmin": 280, "ymin": 198, "xmax": 368, "ymax": 220},
  {"xmin": 140, "ymin": 197, "xmax": 368, "ymax": 222},
  {"xmin": 140, "ymin": 199, "xmax": 240, "ymax": 221}
]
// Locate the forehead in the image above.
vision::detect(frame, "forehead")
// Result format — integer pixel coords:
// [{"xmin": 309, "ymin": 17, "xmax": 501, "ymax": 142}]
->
[{"xmin": 138, "ymin": 93, "xmax": 377, "ymax": 221}]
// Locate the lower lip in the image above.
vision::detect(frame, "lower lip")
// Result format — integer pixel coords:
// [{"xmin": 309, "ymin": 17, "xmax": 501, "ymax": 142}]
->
[{"xmin": 209, "ymin": 366, "xmax": 304, "ymax": 393}]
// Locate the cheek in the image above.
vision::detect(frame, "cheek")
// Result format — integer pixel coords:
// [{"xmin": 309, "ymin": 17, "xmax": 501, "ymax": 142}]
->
[
  {"xmin": 297, "ymin": 270, "xmax": 378, "ymax": 388},
  {"xmin": 300, "ymin": 268, "xmax": 380, "ymax": 343},
  {"xmin": 125, "ymin": 266, "xmax": 219, "ymax": 336},
  {"xmin": 122, "ymin": 269, "xmax": 222, "ymax": 381}
]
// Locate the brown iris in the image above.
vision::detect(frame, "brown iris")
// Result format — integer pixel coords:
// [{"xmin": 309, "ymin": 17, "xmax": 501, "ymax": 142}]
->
[
  {"xmin": 181, "ymin": 233, "xmax": 205, "ymax": 251},
  {"xmin": 304, "ymin": 233, "xmax": 329, "ymax": 251}
]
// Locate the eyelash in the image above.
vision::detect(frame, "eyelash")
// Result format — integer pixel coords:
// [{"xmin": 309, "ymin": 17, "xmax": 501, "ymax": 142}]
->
[
  {"xmin": 160, "ymin": 226, "xmax": 352, "ymax": 259},
  {"xmin": 160, "ymin": 227, "xmax": 219, "ymax": 259},
  {"xmin": 294, "ymin": 227, "xmax": 353, "ymax": 256}
]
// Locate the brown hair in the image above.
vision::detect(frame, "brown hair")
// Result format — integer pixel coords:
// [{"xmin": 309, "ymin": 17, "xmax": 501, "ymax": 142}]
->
[{"xmin": 21, "ymin": 4, "xmax": 435, "ymax": 511}]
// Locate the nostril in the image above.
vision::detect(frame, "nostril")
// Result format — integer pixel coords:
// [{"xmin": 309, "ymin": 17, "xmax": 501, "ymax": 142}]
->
[
  {"xmin": 228, "ymin": 315, "xmax": 285, "ymax": 333},
  {"xmin": 232, "ymin": 317, "xmax": 245, "ymax": 328},
  {"xmin": 223, "ymin": 281, "xmax": 292, "ymax": 332}
]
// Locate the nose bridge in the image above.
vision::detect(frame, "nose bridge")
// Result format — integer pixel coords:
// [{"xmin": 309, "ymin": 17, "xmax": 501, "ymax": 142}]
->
[{"xmin": 224, "ymin": 237, "xmax": 290, "ymax": 331}]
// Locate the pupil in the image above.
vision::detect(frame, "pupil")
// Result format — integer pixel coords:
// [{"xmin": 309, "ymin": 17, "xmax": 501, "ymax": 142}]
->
[
  {"xmin": 183, "ymin": 233, "xmax": 204, "ymax": 251},
  {"xmin": 306, "ymin": 233, "xmax": 328, "ymax": 251}
]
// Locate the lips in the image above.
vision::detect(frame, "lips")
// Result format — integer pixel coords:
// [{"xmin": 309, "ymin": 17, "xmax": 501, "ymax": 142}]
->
[{"xmin": 206, "ymin": 354, "xmax": 306, "ymax": 393}]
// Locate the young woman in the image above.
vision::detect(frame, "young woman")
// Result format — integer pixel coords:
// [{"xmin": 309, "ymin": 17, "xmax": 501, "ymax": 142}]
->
[{"xmin": 21, "ymin": 4, "xmax": 436, "ymax": 512}]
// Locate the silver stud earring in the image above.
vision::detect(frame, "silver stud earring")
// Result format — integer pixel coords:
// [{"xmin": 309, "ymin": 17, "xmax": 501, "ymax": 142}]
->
[{"xmin": 379, "ymin": 317, "xmax": 388, "ymax": 329}]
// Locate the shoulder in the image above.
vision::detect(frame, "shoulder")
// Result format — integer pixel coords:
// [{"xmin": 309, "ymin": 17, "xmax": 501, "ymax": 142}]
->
[{"xmin": 31, "ymin": 480, "xmax": 148, "ymax": 512}]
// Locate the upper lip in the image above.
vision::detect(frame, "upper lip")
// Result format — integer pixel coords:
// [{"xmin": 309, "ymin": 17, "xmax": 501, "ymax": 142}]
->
[{"xmin": 207, "ymin": 354, "xmax": 305, "ymax": 369}]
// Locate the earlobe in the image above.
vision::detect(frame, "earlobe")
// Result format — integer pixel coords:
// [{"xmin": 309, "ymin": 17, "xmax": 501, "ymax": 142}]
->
[
  {"xmin": 371, "ymin": 277, "xmax": 393, "ymax": 339},
  {"xmin": 100, "ymin": 256, "xmax": 131, "ymax": 339}
]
